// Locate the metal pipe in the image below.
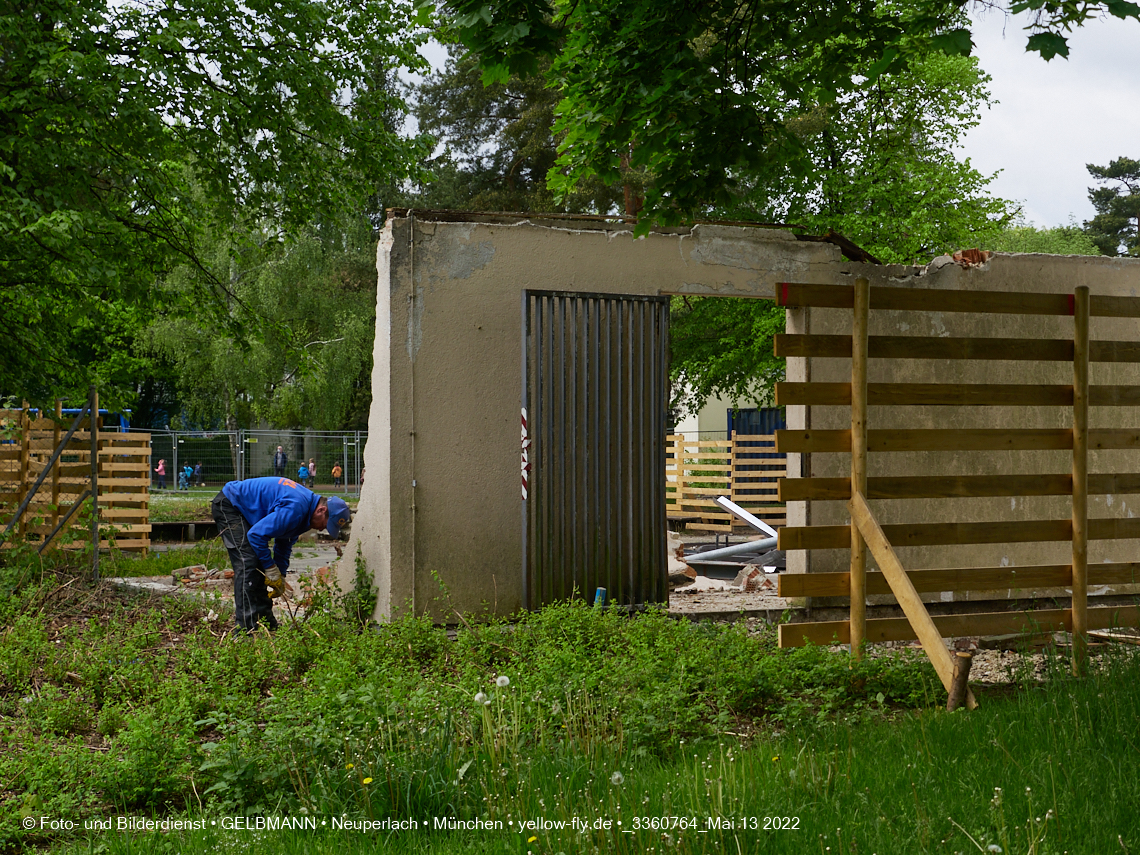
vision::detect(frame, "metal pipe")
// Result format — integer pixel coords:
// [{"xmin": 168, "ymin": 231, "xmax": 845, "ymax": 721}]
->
[
  {"xmin": 686, "ymin": 535, "xmax": 777, "ymax": 563},
  {"xmin": 714, "ymin": 495, "xmax": 778, "ymax": 538}
]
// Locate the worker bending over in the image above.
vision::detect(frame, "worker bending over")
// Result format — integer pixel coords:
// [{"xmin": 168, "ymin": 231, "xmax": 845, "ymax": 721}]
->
[{"xmin": 211, "ymin": 477, "xmax": 351, "ymax": 633}]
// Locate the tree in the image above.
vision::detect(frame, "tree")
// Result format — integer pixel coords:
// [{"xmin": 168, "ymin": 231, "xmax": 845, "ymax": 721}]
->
[
  {"xmin": 990, "ymin": 221, "xmax": 1102, "ymax": 256},
  {"xmin": 1, "ymin": 0, "xmax": 430, "ymax": 407},
  {"xmin": 726, "ymin": 52, "xmax": 1010, "ymax": 263},
  {"xmin": 144, "ymin": 222, "xmax": 379, "ymax": 435},
  {"xmin": 408, "ymin": 48, "xmax": 622, "ymax": 212},
  {"xmin": 441, "ymin": 0, "xmax": 1140, "ymax": 230},
  {"xmin": 670, "ymin": 52, "xmax": 1010, "ymax": 415},
  {"xmin": 670, "ymin": 297, "xmax": 785, "ymax": 417},
  {"xmin": 1084, "ymin": 157, "xmax": 1140, "ymax": 257}
]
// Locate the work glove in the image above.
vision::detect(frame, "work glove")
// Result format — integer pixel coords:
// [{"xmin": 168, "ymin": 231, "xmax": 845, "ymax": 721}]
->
[{"xmin": 264, "ymin": 565, "xmax": 285, "ymax": 599}]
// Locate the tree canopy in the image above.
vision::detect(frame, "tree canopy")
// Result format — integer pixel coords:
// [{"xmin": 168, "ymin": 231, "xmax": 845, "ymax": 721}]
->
[
  {"xmin": 145, "ymin": 223, "xmax": 378, "ymax": 433},
  {"xmin": 724, "ymin": 52, "xmax": 1009, "ymax": 263},
  {"xmin": 439, "ymin": 0, "xmax": 1140, "ymax": 230},
  {"xmin": 408, "ymin": 47, "xmax": 624, "ymax": 212},
  {"xmin": 1, "ymin": 0, "xmax": 430, "ymax": 407},
  {"xmin": 991, "ymin": 221, "xmax": 1102, "ymax": 255},
  {"xmin": 1084, "ymin": 157, "xmax": 1140, "ymax": 257}
]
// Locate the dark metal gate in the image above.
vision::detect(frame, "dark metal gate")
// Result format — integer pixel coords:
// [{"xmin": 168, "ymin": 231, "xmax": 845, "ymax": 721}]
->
[{"xmin": 522, "ymin": 290, "xmax": 669, "ymax": 609}]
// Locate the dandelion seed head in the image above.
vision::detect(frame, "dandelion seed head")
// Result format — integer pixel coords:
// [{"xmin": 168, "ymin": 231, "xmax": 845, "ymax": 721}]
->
[
  {"xmin": 474, "ymin": 692, "xmax": 488, "ymax": 704},
  {"xmin": 611, "ymin": 771, "xmax": 624, "ymax": 786},
  {"xmin": 496, "ymin": 675, "xmax": 510, "ymax": 687}
]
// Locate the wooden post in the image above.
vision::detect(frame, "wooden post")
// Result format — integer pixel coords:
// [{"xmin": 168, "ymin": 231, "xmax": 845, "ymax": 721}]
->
[
  {"xmin": 90, "ymin": 387, "xmax": 100, "ymax": 582},
  {"xmin": 849, "ymin": 490, "xmax": 977, "ymax": 709},
  {"xmin": 1072, "ymin": 286, "xmax": 1089, "ymax": 674},
  {"xmin": 51, "ymin": 399, "xmax": 62, "ymax": 536},
  {"xmin": 850, "ymin": 277, "xmax": 870, "ymax": 659},
  {"xmin": 17, "ymin": 401, "xmax": 30, "ymax": 539},
  {"xmin": 946, "ymin": 652, "xmax": 974, "ymax": 711}
]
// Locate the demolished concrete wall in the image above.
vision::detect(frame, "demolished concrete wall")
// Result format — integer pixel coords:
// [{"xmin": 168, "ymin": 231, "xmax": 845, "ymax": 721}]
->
[
  {"xmin": 344, "ymin": 213, "xmax": 841, "ymax": 620},
  {"xmin": 345, "ymin": 210, "xmax": 1140, "ymax": 621}
]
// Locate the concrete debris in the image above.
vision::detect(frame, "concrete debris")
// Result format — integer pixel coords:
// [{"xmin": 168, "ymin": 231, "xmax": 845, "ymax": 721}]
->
[
  {"xmin": 171, "ymin": 564, "xmax": 205, "ymax": 579},
  {"xmin": 666, "ymin": 530, "xmax": 696, "ymax": 587},
  {"xmin": 731, "ymin": 565, "xmax": 775, "ymax": 593},
  {"xmin": 673, "ymin": 575, "xmax": 735, "ymax": 593},
  {"xmin": 952, "ymin": 248, "xmax": 992, "ymax": 267},
  {"xmin": 977, "ymin": 632, "xmax": 1054, "ymax": 651},
  {"xmin": 172, "ymin": 566, "xmax": 232, "ymax": 586},
  {"xmin": 668, "ymin": 568, "xmax": 697, "ymax": 588}
]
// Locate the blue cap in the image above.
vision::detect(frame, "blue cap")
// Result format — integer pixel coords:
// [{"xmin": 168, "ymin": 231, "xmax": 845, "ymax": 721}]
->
[{"xmin": 326, "ymin": 496, "xmax": 351, "ymax": 538}]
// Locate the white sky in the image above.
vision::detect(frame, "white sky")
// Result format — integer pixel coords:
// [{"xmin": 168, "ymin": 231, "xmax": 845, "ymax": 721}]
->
[
  {"xmin": 411, "ymin": 15, "xmax": 1139, "ymax": 228},
  {"xmin": 961, "ymin": 11, "xmax": 1140, "ymax": 228}
]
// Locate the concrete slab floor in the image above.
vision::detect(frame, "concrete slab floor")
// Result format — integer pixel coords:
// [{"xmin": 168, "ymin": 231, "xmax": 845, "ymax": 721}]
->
[
  {"xmin": 119, "ymin": 532, "xmax": 791, "ymax": 622},
  {"xmin": 108, "ymin": 544, "xmax": 342, "ymax": 621}
]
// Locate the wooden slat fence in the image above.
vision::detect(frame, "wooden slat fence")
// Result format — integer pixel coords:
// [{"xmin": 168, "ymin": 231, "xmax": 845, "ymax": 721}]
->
[
  {"xmin": 0, "ymin": 405, "xmax": 150, "ymax": 553},
  {"xmin": 666, "ymin": 434, "xmax": 785, "ymax": 532},
  {"xmin": 771, "ymin": 279, "xmax": 1140, "ymax": 677}
]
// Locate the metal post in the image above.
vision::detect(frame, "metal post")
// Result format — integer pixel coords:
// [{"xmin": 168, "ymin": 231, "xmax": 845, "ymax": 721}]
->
[
  {"xmin": 172, "ymin": 431, "xmax": 179, "ymax": 491},
  {"xmin": 90, "ymin": 387, "xmax": 100, "ymax": 582}
]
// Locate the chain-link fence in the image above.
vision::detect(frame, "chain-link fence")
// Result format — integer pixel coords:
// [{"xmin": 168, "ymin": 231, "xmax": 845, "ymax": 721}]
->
[{"xmin": 115, "ymin": 428, "xmax": 367, "ymax": 494}]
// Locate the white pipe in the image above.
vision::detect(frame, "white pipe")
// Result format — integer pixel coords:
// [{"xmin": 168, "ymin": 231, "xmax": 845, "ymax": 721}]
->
[
  {"xmin": 686, "ymin": 535, "xmax": 777, "ymax": 563},
  {"xmin": 714, "ymin": 495, "xmax": 779, "ymax": 538}
]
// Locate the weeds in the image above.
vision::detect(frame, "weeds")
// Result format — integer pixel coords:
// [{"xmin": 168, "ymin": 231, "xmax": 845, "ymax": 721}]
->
[{"xmin": 0, "ymin": 547, "xmax": 1138, "ymax": 854}]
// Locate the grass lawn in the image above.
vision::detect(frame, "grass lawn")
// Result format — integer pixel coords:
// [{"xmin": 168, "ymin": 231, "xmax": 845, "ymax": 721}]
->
[
  {"xmin": 1, "ymin": 547, "xmax": 1137, "ymax": 855},
  {"xmin": 148, "ymin": 488, "xmax": 360, "ymax": 523}
]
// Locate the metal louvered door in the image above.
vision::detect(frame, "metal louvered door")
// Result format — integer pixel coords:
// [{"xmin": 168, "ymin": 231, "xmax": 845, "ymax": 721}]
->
[{"xmin": 522, "ymin": 290, "xmax": 669, "ymax": 610}]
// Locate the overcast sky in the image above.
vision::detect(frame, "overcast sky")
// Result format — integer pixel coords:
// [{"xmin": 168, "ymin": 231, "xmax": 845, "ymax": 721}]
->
[{"xmin": 960, "ymin": 12, "xmax": 1140, "ymax": 228}]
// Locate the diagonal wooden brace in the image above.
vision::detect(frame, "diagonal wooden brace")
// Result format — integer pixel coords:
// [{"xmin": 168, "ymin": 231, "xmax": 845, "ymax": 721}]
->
[{"xmin": 848, "ymin": 490, "xmax": 978, "ymax": 710}]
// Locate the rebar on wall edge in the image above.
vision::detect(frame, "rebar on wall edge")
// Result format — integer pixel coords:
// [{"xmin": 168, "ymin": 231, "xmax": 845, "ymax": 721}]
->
[{"xmin": 385, "ymin": 207, "xmax": 807, "ymax": 233}]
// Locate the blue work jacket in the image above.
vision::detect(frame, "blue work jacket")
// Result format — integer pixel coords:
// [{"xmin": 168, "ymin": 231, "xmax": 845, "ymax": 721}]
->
[{"xmin": 222, "ymin": 477, "xmax": 318, "ymax": 573}]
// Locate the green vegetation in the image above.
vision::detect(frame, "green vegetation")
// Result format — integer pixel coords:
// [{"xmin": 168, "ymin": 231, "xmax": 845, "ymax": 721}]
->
[
  {"xmin": 97, "ymin": 542, "xmax": 229, "ymax": 580},
  {"xmin": 990, "ymin": 222, "xmax": 1103, "ymax": 256},
  {"xmin": 1084, "ymin": 157, "xmax": 1140, "ymax": 257},
  {"xmin": 445, "ymin": 0, "xmax": 1140, "ymax": 230},
  {"xmin": 0, "ymin": 0, "xmax": 429, "ymax": 409},
  {"xmin": 1, "ymin": 548, "xmax": 1139, "ymax": 854}
]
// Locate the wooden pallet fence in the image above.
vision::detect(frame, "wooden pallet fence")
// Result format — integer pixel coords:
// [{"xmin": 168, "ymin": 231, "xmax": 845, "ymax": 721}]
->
[
  {"xmin": 0, "ymin": 405, "xmax": 150, "ymax": 553},
  {"xmin": 666, "ymin": 434, "xmax": 785, "ymax": 532},
  {"xmin": 772, "ymin": 280, "xmax": 1140, "ymax": 677}
]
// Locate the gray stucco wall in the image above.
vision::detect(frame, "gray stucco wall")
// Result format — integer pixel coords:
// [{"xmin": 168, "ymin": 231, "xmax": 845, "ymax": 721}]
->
[{"xmin": 344, "ymin": 215, "xmax": 841, "ymax": 619}]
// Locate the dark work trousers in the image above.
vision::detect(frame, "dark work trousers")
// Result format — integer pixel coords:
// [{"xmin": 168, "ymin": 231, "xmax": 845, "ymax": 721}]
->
[{"xmin": 211, "ymin": 493, "xmax": 278, "ymax": 632}]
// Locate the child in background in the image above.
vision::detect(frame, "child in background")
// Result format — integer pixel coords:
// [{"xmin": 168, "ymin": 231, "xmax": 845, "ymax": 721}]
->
[
  {"xmin": 307, "ymin": 458, "xmax": 316, "ymax": 488},
  {"xmin": 332, "ymin": 462, "xmax": 343, "ymax": 490},
  {"xmin": 154, "ymin": 459, "xmax": 166, "ymax": 490},
  {"xmin": 297, "ymin": 462, "xmax": 309, "ymax": 484}
]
